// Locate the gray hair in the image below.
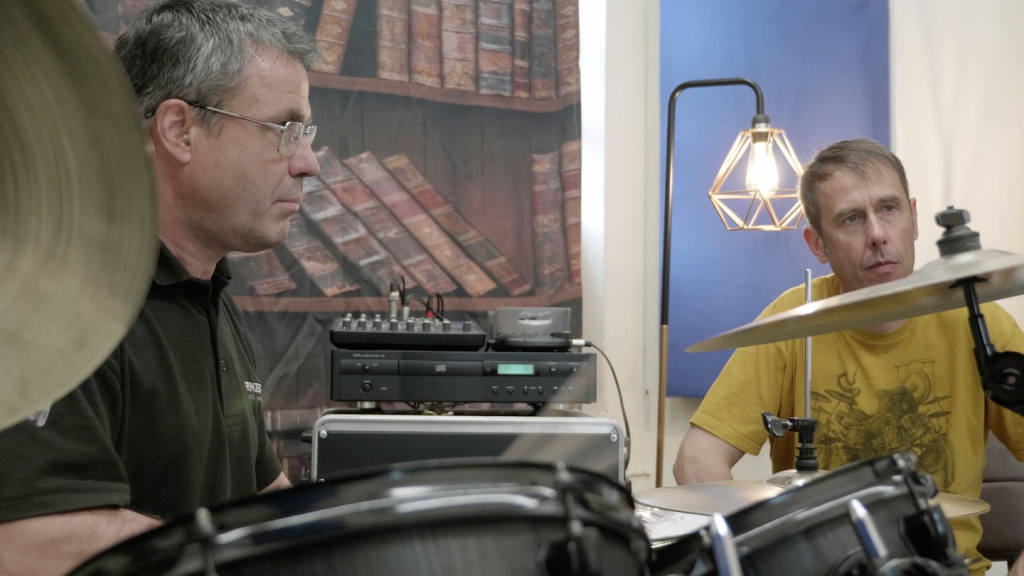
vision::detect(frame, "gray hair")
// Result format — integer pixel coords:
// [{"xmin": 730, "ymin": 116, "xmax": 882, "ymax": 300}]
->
[
  {"xmin": 798, "ymin": 139, "xmax": 910, "ymax": 232},
  {"xmin": 115, "ymin": 0, "xmax": 317, "ymax": 128}
]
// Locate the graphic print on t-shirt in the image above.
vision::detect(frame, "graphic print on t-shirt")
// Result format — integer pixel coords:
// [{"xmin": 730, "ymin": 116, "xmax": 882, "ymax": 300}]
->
[{"xmin": 814, "ymin": 359, "xmax": 955, "ymax": 489}]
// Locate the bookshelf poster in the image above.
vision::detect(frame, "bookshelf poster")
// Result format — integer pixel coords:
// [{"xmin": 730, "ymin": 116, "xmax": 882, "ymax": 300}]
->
[{"xmin": 89, "ymin": 0, "xmax": 582, "ymax": 481}]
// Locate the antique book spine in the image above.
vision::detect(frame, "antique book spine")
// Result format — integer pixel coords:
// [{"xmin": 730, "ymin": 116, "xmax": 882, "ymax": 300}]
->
[
  {"xmin": 348, "ymin": 152, "xmax": 498, "ymax": 297},
  {"xmin": 529, "ymin": 0, "xmax": 556, "ymax": 99},
  {"xmin": 377, "ymin": 0, "xmax": 411, "ymax": 81},
  {"xmin": 259, "ymin": 0, "xmax": 314, "ymax": 26},
  {"xmin": 310, "ymin": 0, "xmax": 359, "ymax": 75},
  {"xmin": 410, "ymin": 0, "xmax": 443, "ymax": 87},
  {"xmin": 316, "ymin": 148, "xmax": 457, "ymax": 294},
  {"xmin": 283, "ymin": 214, "xmax": 360, "ymax": 297},
  {"xmin": 477, "ymin": 0, "xmax": 514, "ymax": 96},
  {"xmin": 553, "ymin": 0, "xmax": 579, "ymax": 96},
  {"xmin": 441, "ymin": 0, "xmax": 477, "ymax": 91},
  {"xmin": 301, "ymin": 175, "xmax": 411, "ymax": 294},
  {"xmin": 226, "ymin": 250, "xmax": 297, "ymax": 296},
  {"xmin": 511, "ymin": 0, "xmax": 531, "ymax": 98},
  {"xmin": 531, "ymin": 151, "xmax": 569, "ymax": 293},
  {"xmin": 559, "ymin": 139, "xmax": 582, "ymax": 285},
  {"xmin": 343, "ymin": 152, "xmax": 476, "ymax": 295},
  {"xmin": 382, "ymin": 153, "xmax": 531, "ymax": 296}
]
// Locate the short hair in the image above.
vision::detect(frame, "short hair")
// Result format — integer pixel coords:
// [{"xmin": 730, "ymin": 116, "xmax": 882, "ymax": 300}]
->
[
  {"xmin": 798, "ymin": 139, "xmax": 910, "ymax": 232},
  {"xmin": 115, "ymin": 0, "xmax": 317, "ymax": 128}
]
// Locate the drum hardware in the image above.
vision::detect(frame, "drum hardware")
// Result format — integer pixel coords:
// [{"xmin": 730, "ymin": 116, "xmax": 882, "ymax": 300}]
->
[
  {"xmin": 543, "ymin": 463, "xmax": 602, "ymax": 576},
  {"xmin": 849, "ymin": 498, "xmax": 889, "ymax": 566},
  {"xmin": 194, "ymin": 507, "xmax": 219, "ymax": 576},
  {"xmin": 708, "ymin": 514, "xmax": 742, "ymax": 576}
]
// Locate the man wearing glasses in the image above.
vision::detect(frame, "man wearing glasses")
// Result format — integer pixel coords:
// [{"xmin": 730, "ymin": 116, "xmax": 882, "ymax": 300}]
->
[{"xmin": 0, "ymin": 1, "xmax": 318, "ymax": 574}]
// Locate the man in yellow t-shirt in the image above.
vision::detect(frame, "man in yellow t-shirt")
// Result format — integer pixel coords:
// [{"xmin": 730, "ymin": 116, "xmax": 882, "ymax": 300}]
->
[{"xmin": 672, "ymin": 139, "xmax": 1024, "ymax": 574}]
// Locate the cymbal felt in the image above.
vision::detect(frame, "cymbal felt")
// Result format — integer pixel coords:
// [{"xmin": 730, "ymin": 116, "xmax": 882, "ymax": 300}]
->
[{"xmin": 0, "ymin": 0, "xmax": 157, "ymax": 430}]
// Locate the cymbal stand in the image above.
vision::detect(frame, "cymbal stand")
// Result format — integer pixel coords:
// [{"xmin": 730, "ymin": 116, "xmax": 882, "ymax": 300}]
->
[
  {"xmin": 936, "ymin": 207, "xmax": 1024, "ymax": 416},
  {"xmin": 761, "ymin": 270, "xmax": 820, "ymax": 473}
]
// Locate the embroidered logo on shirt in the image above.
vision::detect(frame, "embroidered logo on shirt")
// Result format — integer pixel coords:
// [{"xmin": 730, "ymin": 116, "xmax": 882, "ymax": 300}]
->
[{"xmin": 244, "ymin": 381, "xmax": 263, "ymax": 402}]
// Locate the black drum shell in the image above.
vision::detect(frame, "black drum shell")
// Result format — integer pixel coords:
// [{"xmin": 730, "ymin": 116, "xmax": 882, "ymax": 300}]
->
[{"xmin": 70, "ymin": 459, "xmax": 650, "ymax": 576}]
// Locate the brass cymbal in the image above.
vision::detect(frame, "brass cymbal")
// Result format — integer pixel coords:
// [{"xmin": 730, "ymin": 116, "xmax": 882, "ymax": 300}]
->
[
  {"xmin": 930, "ymin": 492, "xmax": 990, "ymax": 518},
  {"xmin": 0, "ymin": 1, "xmax": 157, "ymax": 429},
  {"xmin": 633, "ymin": 481, "xmax": 785, "ymax": 516},
  {"xmin": 687, "ymin": 248, "xmax": 1024, "ymax": 352}
]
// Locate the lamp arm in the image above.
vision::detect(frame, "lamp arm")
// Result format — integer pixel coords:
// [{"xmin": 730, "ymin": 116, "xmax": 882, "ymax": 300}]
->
[{"xmin": 656, "ymin": 78, "xmax": 766, "ymax": 488}]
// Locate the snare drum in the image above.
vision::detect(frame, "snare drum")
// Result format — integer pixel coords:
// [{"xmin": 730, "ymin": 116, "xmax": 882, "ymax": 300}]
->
[
  {"xmin": 650, "ymin": 452, "xmax": 968, "ymax": 576},
  {"xmin": 70, "ymin": 460, "xmax": 650, "ymax": 576}
]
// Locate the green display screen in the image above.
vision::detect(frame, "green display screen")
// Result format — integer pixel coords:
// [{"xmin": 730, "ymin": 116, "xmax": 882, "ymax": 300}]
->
[{"xmin": 497, "ymin": 363, "xmax": 535, "ymax": 375}]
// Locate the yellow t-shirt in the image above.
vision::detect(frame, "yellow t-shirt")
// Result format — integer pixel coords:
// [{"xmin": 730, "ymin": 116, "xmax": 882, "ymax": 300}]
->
[{"xmin": 690, "ymin": 274, "xmax": 1024, "ymax": 574}]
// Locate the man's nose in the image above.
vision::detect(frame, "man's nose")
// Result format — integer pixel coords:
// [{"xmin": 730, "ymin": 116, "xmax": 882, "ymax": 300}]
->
[
  {"xmin": 866, "ymin": 213, "xmax": 888, "ymax": 246},
  {"xmin": 290, "ymin": 139, "xmax": 320, "ymax": 178}
]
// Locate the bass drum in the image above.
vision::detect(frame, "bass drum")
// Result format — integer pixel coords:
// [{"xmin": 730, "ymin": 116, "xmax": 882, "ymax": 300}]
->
[
  {"xmin": 70, "ymin": 460, "xmax": 650, "ymax": 576},
  {"xmin": 650, "ymin": 452, "xmax": 968, "ymax": 576}
]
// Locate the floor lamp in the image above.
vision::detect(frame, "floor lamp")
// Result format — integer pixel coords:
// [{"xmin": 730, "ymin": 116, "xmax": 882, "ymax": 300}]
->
[{"xmin": 655, "ymin": 78, "xmax": 804, "ymax": 486}]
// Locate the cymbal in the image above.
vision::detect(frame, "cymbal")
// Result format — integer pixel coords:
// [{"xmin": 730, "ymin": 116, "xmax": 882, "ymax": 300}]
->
[
  {"xmin": 0, "ymin": 1, "xmax": 157, "ymax": 430},
  {"xmin": 688, "ymin": 248, "xmax": 1024, "ymax": 352},
  {"xmin": 634, "ymin": 481, "xmax": 785, "ymax": 516},
  {"xmin": 636, "ymin": 480, "xmax": 989, "ymax": 519},
  {"xmin": 931, "ymin": 492, "xmax": 990, "ymax": 518}
]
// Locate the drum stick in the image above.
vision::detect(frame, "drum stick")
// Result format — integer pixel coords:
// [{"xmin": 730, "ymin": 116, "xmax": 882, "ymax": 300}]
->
[{"xmin": 805, "ymin": 270, "xmax": 812, "ymax": 419}]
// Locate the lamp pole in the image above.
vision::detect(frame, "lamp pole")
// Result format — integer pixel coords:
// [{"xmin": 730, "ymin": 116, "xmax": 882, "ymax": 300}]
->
[{"xmin": 656, "ymin": 78, "xmax": 767, "ymax": 487}]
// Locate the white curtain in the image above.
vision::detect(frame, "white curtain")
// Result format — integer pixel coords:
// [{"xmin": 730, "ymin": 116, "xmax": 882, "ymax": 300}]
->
[{"xmin": 890, "ymin": 0, "xmax": 1024, "ymax": 322}]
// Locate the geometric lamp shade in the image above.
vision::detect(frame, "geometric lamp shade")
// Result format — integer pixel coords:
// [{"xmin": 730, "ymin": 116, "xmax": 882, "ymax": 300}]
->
[{"xmin": 709, "ymin": 125, "xmax": 804, "ymax": 231}]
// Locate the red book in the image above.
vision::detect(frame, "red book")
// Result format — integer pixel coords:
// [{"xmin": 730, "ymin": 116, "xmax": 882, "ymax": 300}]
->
[
  {"xmin": 282, "ymin": 214, "xmax": 360, "ymax": 296},
  {"xmin": 529, "ymin": 0, "xmax": 555, "ymax": 99},
  {"xmin": 531, "ymin": 151, "xmax": 569, "ymax": 293},
  {"xmin": 383, "ymin": 154, "xmax": 531, "ymax": 296},
  {"xmin": 226, "ymin": 250, "xmax": 297, "ymax": 296},
  {"xmin": 316, "ymin": 148, "xmax": 458, "ymax": 294},
  {"xmin": 559, "ymin": 139, "xmax": 582, "ymax": 285},
  {"xmin": 477, "ymin": 0, "xmax": 513, "ymax": 96},
  {"xmin": 378, "ymin": 0, "xmax": 411, "ymax": 82},
  {"xmin": 410, "ymin": 0, "xmax": 443, "ymax": 87},
  {"xmin": 346, "ymin": 152, "xmax": 497, "ymax": 296},
  {"xmin": 512, "ymin": 0, "xmax": 531, "ymax": 98},
  {"xmin": 301, "ymin": 175, "xmax": 412, "ymax": 294},
  {"xmin": 553, "ymin": 0, "xmax": 579, "ymax": 96},
  {"xmin": 441, "ymin": 0, "xmax": 477, "ymax": 91},
  {"xmin": 310, "ymin": 0, "xmax": 359, "ymax": 75}
]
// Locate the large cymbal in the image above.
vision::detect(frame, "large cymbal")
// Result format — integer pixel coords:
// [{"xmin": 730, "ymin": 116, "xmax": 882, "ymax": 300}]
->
[
  {"xmin": 0, "ymin": 1, "xmax": 157, "ymax": 429},
  {"xmin": 687, "ymin": 248, "xmax": 1024, "ymax": 352},
  {"xmin": 635, "ymin": 479, "xmax": 989, "ymax": 519}
]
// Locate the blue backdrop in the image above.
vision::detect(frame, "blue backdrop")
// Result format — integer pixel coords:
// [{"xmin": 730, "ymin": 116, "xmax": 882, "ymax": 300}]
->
[{"xmin": 662, "ymin": 0, "xmax": 891, "ymax": 397}]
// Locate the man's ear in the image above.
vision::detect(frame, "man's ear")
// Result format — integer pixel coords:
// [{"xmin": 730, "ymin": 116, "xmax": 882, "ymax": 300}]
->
[
  {"xmin": 803, "ymin": 226, "xmax": 829, "ymax": 264},
  {"xmin": 149, "ymin": 99, "xmax": 194, "ymax": 165},
  {"xmin": 911, "ymin": 197, "xmax": 919, "ymax": 241}
]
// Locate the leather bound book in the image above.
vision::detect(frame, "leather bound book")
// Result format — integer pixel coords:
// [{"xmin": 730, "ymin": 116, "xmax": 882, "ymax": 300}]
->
[
  {"xmin": 529, "ymin": 0, "xmax": 556, "ymax": 100},
  {"xmin": 378, "ymin": 0, "xmax": 411, "ymax": 82},
  {"xmin": 441, "ymin": 0, "xmax": 477, "ymax": 91},
  {"xmin": 301, "ymin": 175, "xmax": 412, "ymax": 294},
  {"xmin": 559, "ymin": 139, "xmax": 582, "ymax": 285},
  {"xmin": 553, "ymin": 0, "xmax": 579, "ymax": 96},
  {"xmin": 257, "ymin": 0, "xmax": 314, "ymax": 26},
  {"xmin": 283, "ymin": 214, "xmax": 360, "ymax": 297},
  {"xmin": 477, "ymin": 0, "xmax": 514, "ymax": 96},
  {"xmin": 346, "ymin": 152, "xmax": 497, "ymax": 297},
  {"xmin": 226, "ymin": 250, "xmax": 297, "ymax": 296},
  {"xmin": 382, "ymin": 153, "xmax": 531, "ymax": 296},
  {"xmin": 512, "ymin": 0, "xmax": 531, "ymax": 98},
  {"xmin": 531, "ymin": 151, "xmax": 569, "ymax": 293},
  {"xmin": 410, "ymin": 0, "xmax": 443, "ymax": 87},
  {"xmin": 310, "ymin": 0, "xmax": 359, "ymax": 75},
  {"xmin": 316, "ymin": 148, "xmax": 457, "ymax": 294}
]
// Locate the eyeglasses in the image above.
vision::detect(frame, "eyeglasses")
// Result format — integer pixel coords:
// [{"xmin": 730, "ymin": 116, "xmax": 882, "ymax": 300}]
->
[{"xmin": 145, "ymin": 100, "xmax": 317, "ymax": 157}]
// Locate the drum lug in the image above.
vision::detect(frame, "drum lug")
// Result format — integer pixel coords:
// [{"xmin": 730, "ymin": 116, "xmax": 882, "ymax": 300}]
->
[{"xmin": 194, "ymin": 507, "xmax": 220, "ymax": 576}]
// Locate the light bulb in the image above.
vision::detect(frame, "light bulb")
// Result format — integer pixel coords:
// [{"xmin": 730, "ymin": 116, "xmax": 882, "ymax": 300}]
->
[{"xmin": 746, "ymin": 140, "xmax": 779, "ymax": 196}]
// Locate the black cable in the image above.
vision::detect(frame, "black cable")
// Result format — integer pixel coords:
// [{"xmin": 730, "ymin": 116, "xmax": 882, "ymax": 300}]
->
[{"xmin": 586, "ymin": 343, "xmax": 631, "ymax": 469}]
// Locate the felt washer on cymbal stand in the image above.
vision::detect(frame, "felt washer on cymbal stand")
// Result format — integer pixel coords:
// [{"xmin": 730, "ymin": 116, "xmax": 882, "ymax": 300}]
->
[{"xmin": 0, "ymin": 0, "xmax": 157, "ymax": 430}]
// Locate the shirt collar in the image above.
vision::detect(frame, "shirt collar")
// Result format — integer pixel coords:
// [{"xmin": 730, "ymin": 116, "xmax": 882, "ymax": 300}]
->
[{"xmin": 153, "ymin": 243, "xmax": 232, "ymax": 288}]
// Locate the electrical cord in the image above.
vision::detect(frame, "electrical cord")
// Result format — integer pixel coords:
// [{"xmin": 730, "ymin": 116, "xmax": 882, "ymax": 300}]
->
[{"xmin": 574, "ymin": 340, "xmax": 631, "ymax": 468}]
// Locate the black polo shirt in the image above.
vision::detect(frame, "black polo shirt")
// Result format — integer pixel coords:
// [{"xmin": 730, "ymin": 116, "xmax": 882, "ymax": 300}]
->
[{"xmin": 0, "ymin": 245, "xmax": 281, "ymax": 522}]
